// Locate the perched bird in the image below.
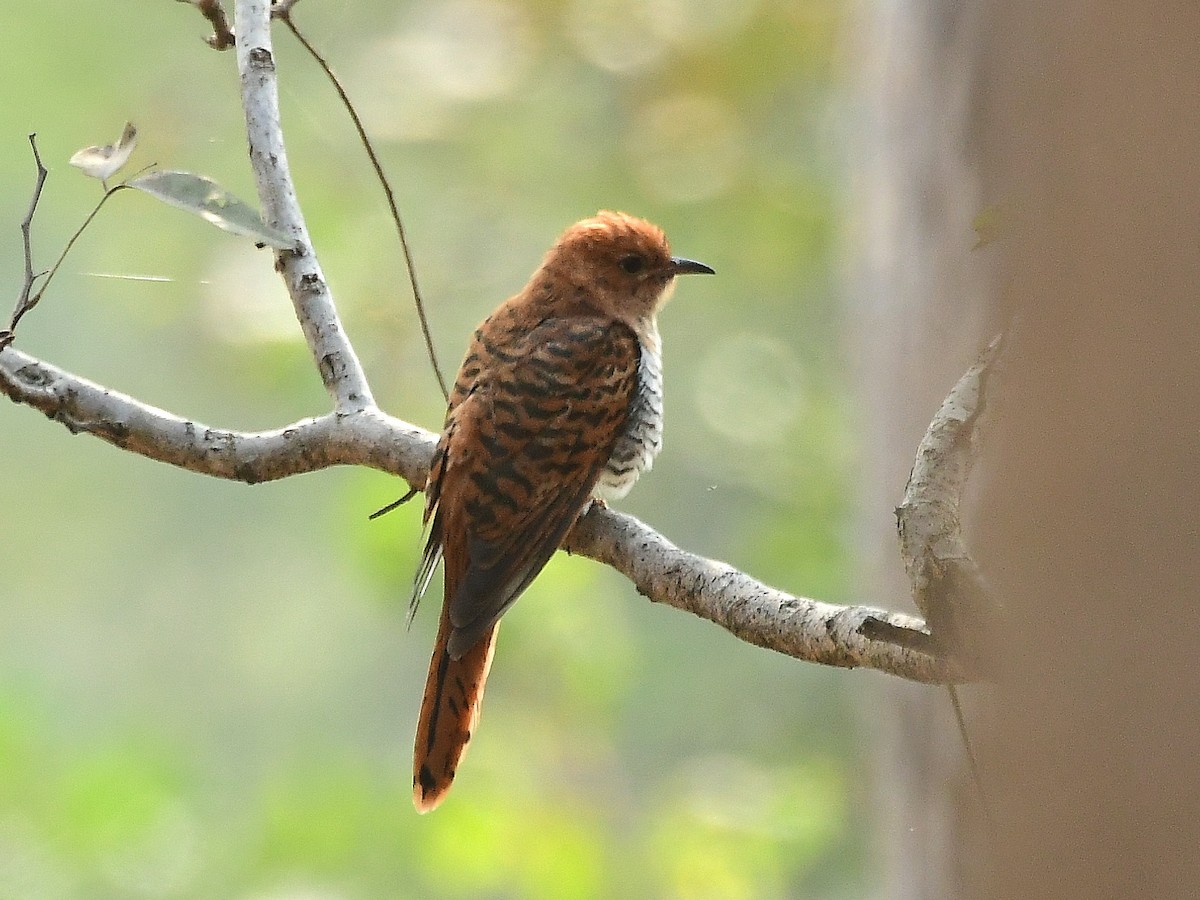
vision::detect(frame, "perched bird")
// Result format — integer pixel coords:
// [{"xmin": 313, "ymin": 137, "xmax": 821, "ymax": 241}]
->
[{"xmin": 411, "ymin": 211, "xmax": 713, "ymax": 812}]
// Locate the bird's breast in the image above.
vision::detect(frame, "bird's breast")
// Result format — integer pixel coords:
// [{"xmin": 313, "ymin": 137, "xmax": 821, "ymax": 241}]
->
[{"xmin": 597, "ymin": 326, "xmax": 663, "ymax": 500}]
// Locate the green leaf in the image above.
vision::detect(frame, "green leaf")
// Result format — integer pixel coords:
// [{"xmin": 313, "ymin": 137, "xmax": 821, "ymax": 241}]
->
[{"xmin": 127, "ymin": 171, "xmax": 299, "ymax": 251}]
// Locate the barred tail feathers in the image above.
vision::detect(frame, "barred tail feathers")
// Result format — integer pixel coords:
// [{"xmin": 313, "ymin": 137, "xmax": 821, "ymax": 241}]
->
[{"xmin": 412, "ymin": 604, "xmax": 498, "ymax": 813}]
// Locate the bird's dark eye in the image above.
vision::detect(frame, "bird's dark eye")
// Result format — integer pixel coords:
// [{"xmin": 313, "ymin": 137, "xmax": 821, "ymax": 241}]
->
[{"xmin": 619, "ymin": 254, "xmax": 646, "ymax": 274}]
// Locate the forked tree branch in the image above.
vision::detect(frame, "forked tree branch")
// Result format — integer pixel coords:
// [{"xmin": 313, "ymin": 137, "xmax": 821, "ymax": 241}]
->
[{"xmin": 0, "ymin": 0, "xmax": 960, "ymax": 686}]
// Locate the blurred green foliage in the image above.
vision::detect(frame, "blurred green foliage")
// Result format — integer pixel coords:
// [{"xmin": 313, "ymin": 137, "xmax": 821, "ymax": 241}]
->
[{"xmin": 0, "ymin": 0, "xmax": 869, "ymax": 896}]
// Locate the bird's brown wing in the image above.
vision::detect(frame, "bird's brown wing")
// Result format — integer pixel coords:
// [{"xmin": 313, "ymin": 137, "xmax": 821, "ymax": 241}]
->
[
  {"xmin": 435, "ymin": 314, "xmax": 642, "ymax": 657},
  {"xmin": 411, "ymin": 314, "xmax": 640, "ymax": 812}
]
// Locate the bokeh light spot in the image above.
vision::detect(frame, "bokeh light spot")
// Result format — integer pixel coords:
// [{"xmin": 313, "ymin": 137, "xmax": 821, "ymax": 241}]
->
[
  {"xmin": 354, "ymin": 0, "xmax": 534, "ymax": 141},
  {"xmin": 202, "ymin": 248, "xmax": 299, "ymax": 345},
  {"xmin": 648, "ymin": 0, "xmax": 763, "ymax": 45},
  {"xmin": 694, "ymin": 332, "xmax": 806, "ymax": 444},
  {"xmin": 565, "ymin": 0, "xmax": 669, "ymax": 72},
  {"xmin": 627, "ymin": 94, "xmax": 746, "ymax": 204}
]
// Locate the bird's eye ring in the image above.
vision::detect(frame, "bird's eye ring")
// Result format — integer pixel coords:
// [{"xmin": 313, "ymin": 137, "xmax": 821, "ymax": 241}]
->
[{"xmin": 619, "ymin": 254, "xmax": 646, "ymax": 274}]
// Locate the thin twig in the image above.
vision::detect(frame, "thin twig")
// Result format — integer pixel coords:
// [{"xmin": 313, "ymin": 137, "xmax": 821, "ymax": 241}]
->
[
  {"xmin": 5, "ymin": 167, "xmax": 126, "ymax": 350},
  {"xmin": 274, "ymin": 6, "xmax": 450, "ymax": 403},
  {"xmin": 947, "ymin": 684, "xmax": 994, "ymax": 834},
  {"xmin": 16, "ymin": 135, "xmax": 48, "ymax": 310},
  {"xmin": 2, "ymin": 135, "xmax": 50, "ymax": 351},
  {"xmin": 369, "ymin": 486, "xmax": 420, "ymax": 520},
  {"xmin": 25, "ymin": 187, "xmax": 126, "ymax": 328},
  {"xmin": 178, "ymin": 0, "xmax": 237, "ymax": 50}
]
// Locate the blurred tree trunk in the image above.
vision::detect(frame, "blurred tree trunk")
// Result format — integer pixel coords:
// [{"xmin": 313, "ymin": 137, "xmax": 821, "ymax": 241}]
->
[
  {"xmin": 856, "ymin": 3, "xmax": 1200, "ymax": 897},
  {"xmin": 852, "ymin": 1, "xmax": 993, "ymax": 896}
]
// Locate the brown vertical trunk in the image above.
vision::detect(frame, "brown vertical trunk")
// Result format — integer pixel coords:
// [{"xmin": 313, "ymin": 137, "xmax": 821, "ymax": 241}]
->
[
  {"xmin": 858, "ymin": 3, "xmax": 1200, "ymax": 897},
  {"xmin": 972, "ymin": 5, "xmax": 1200, "ymax": 898}
]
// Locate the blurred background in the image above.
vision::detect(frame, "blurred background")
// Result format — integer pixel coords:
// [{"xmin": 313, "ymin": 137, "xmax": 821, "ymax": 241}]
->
[{"xmin": 0, "ymin": 1, "xmax": 896, "ymax": 897}]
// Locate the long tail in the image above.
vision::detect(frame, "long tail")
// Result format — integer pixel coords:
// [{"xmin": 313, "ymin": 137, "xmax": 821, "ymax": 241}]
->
[{"xmin": 412, "ymin": 604, "xmax": 498, "ymax": 813}]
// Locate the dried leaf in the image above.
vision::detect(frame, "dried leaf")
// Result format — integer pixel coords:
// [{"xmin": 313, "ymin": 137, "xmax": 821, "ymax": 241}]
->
[
  {"xmin": 69, "ymin": 122, "xmax": 138, "ymax": 184},
  {"xmin": 127, "ymin": 171, "xmax": 299, "ymax": 251}
]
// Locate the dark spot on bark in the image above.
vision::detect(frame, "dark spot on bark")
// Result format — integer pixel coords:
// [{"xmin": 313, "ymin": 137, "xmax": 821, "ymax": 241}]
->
[
  {"xmin": 15, "ymin": 364, "xmax": 54, "ymax": 388},
  {"xmin": 319, "ymin": 353, "xmax": 340, "ymax": 386},
  {"xmin": 248, "ymin": 47, "xmax": 274, "ymax": 69},
  {"xmin": 235, "ymin": 462, "xmax": 261, "ymax": 484}
]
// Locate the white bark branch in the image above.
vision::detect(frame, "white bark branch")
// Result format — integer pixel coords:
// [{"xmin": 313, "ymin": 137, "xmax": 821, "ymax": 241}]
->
[
  {"xmin": 0, "ymin": 346, "xmax": 434, "ymax": 484},
  {"xmin": 235, "ymin": 0, "xmax": 373, "ymax": 412},
  {"xmin": 0, "ymin": 341, "xmax": 946, "ymax": 682},
  {"xmin": 0, "ymin": 0, "xmax": 955, "ymax": 687},
  {"xmin": 566, "ymin": 508, "xmax": 947, "ymax": 683}
]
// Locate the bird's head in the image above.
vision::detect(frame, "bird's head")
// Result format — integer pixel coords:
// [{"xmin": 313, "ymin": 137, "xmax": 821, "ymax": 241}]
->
[{"xmin": 540, "ymin": 210, "xmax": 714, "ymax": 327}]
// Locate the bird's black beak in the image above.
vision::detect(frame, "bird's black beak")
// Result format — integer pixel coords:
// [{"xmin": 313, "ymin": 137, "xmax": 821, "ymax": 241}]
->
[{"xmin": 670, "ymin": 256, "xmax": 715, "ymax": 276}]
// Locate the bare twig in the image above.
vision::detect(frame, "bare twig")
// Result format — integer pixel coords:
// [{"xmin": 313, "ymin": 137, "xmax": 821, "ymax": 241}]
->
[
  {"xmin": 369, "ymin": 487, "xmax": 420, "ymax": 520},
  {"xmin": 2, "ymin": 135, "xmax": 50, "ymax": 351},
  {"xmin": 15, "ymin": 135, "xmax": 48, "ymax": 314},
  {"xmin": 178, "ymin": 0, "xmax": 237, "ymax": 50},
  {"xmin": 948, "ymin": 683, "xmax": 994, "ymax": 832},
  {"xmin": 4, "ymin": 165, "xmax": 126, "ymax": 351},
  {"xmin": 30, "ymin": 186, "xmax": 125, "ymax": 314},
  {"xmin": 273, "ymin": 6, "xmax": 449, "ymax": 402}
]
